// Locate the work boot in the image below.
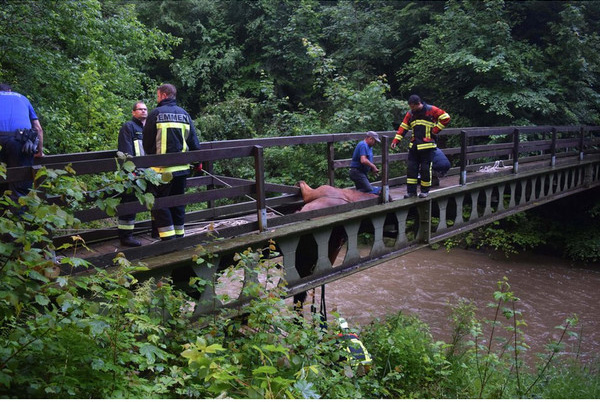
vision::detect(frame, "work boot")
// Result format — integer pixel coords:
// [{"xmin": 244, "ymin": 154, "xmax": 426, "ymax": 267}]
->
[
  {"xmin": 120, "ymin": 235, "xmax": 141, "ymax": 247},
  {"xmin": 404, "ymin": 193, "xmax": 417, "ymax": 199},
  {"xmin": 418, "ymin": 192, "xmax": 429, "ymax": 198}
]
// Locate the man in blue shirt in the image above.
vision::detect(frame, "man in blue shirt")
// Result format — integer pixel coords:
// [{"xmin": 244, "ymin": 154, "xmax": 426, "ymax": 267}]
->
[
  {"xmin": 349, "ymin": 131, "xmax": 380, "ymax": 194},
  {"xmin": 0, "ymin": 83, "xmax": 44, "ymax": 197}
]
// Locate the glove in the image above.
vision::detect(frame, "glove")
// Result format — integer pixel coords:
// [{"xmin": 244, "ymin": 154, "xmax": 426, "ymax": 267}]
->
[
  {"xmin": 191, "ymin": 162, "xmax": 203, "ymax": 175},
  {"xmin": 21, "ymin": 140, "xmax": 36, "ymax": 155},
  {"xmin": 391, "ymin": 138, "xmax": 399, "ymax": 147}
]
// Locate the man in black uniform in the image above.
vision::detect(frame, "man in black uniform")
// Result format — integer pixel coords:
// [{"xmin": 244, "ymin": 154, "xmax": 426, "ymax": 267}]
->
[
  {"xmin": 116, "ymin": 101, "xmax": 147, "ymax": 247},
  {"xmin": 143, "ymin": 84, "xmax": 201, "ymax": 241}
]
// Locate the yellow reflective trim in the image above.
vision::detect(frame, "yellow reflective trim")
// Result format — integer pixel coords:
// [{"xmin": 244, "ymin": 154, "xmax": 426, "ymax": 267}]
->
[
  {"xmin": 181, "ymin": 128, "xmax": 188, "ymax": 152},
  {"xmin": 159, "ymin": 230, "xmax": 176, "ymax": 238},
  {"xmin": 407, "ymin": 178, "xmax": 418, "ymax": 184},
  {"xmin": 410, "ymin": 119, "xmax": 435, "ymax": 128},
  {"xmin": 416, "ymin": 143, "xmax": 437, "ymax": 150},
  {"xmin": 156, "ymin": 122, "xmax": 190, "ymax": 154},
  {"xmin": 158, "ymin": 225, "xmax": 176, "ymax": 238},
  {"xmin": 133, "ymin": 140, "xmax": 145, "ymax": 156},
  {"xmin": 400, "ymin": 122, "xmax": 410, "ymax": 131},
  {"xmin": 152, "ymin": 165, "xmax": 190, "ymax": 174},
  {"xmin": 118, "ymin": 224, "xmax": 135, "ymax": 230},
  {"xmin": 439, "ymin": 112, "xmax": 450, "ymax": 120}
]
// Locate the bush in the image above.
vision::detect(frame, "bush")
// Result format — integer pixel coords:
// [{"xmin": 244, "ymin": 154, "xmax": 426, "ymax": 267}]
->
[{"xmin": 361, "ymin": 312, "xmax": 452, "ymax": 398}]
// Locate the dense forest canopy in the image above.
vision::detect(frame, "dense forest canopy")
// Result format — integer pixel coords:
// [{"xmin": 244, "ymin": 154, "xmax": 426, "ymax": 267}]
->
[{"xmin": 1, "ymin": 0, "xmax": 599, "ymax": 155}]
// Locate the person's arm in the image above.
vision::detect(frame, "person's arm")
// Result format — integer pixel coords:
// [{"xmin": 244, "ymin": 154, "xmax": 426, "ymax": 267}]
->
[
  {"xmin": 186, "ymin": 115, "xmax": 202, "ymax": 151},
  {"xmin": 32, "ymin": 119, "xmax": 43, "ymax": 157},
  {"xmin": 142, "ymin": 111, "xmax": 157, "ymax": 155},
  {"xmin": 360, "ymin": 154, "xmax": 379, "ymax": 173},
  {"xmin": 118, "ymin": 122, "xmax": 134, "ymax": 155},
  {"xmin": 391, "ymin": 112, "xmax": 411, "ymax": 149},
  {"xmin": 431, "ymin": 106, "xmax": 450, "ymax": 135}
]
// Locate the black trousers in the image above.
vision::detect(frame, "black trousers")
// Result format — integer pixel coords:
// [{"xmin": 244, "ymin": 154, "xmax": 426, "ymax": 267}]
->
[
  {"xmin": 407, "ymin": 147, "xmax": 434, "ymax": 194},
  {"xmin": 0, "ymin": 135, "xmax": 33, "ymax": 198},
  {"xmin": 152, "ymin": 174, "xmax": 188, "ymax": 240}
]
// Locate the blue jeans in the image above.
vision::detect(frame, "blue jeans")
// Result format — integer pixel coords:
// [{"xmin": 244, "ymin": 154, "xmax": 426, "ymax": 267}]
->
[{"xmin": 349, "ymin": 168, "xmax": 379, "ymax": 194}]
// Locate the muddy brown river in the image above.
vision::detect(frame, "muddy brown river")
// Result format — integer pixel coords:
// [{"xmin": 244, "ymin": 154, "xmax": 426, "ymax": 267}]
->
[{"xmin": 316, "ymin": 247, "xmax": 600, "ymax": 362}]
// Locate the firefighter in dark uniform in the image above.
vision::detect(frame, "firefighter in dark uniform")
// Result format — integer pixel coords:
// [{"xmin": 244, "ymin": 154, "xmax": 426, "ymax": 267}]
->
[
  {"xmin": 391, "ymin": 94, "xmax": 450, "ymax": 198},
  {"xmin": 142, "ymin": 84, "xmax": 201, "ymax": 241},
  {"xmin": 116, "ymin": 101, "xmax": 147, "ymax": 247}
]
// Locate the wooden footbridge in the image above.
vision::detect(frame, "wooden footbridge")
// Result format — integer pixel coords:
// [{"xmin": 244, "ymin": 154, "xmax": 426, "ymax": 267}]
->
[{"xmin": 4, "ymin": 125, "xmax": 600, "ymax": 314}]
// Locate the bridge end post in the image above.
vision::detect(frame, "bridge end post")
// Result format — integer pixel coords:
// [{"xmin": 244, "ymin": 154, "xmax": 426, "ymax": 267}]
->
[
  {"xmin": 579, "ymin": 126, "xmax": 585, "ymax": 161},
  {"xmin": 460, "ymin": 130, "xmax": 468, "ymax": 185},
  {"xmin": 253, "ymin": 145, "xmax": 267, "ymax": 231},
  {"xmin": 550, "ymin": 127, "xmax": 557, "ymax": 167},
  {"xmin": 512, "ymin": 129, "xmax": 520, "ymax": 174},
  {"xmin": 381, "ymin": 134, "xmax": 390, "ymax": 203},
  {"xmin": 327, "ymin": 141, "xmax": 335, "ymax": 186}
]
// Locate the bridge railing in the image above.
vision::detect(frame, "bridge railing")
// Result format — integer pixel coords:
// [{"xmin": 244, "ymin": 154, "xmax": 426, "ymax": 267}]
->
[{"xmin": 1, "ymin": 125, "xmax": 599, "ymax": 252}]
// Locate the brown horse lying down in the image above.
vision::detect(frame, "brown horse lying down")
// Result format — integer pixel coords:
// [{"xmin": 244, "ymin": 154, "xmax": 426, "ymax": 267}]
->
[
  {"xmin": 297, "ymin": 180, "xmax": 378, "ymax": 212},
  {"xmin": 293, "ymin": 181, "xmax": 378, "ymax": 311}
]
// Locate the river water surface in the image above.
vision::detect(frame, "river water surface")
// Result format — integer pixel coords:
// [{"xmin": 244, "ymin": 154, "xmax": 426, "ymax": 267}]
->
[{"xmin": 319, "ymin": 247, "xmax": 600, "ymax": 361}]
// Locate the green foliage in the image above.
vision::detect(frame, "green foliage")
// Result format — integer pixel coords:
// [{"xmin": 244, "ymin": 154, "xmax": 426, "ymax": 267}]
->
[
  {"xmin": 0, "ymin": 0, "xmax": 177, "ymax": 154},
  {"xmin": 2, "ymin": 0, "xmax": 600, "ymax": 159},
  {"xmin": 399, "ymin": 0, "xmax": 555, "ymax": 126},
  {"xmin": 264, "ymin": 144, "xmax": 329, "ymax": 187},
  {"xmin": 362, "ymin": 312, "xmax": 452, "ymax": 398},
  {"xmin": 0, "ymin": 167, "xmax": 598, "ymax": 398},
  {"xmin": 444, "ymin": 278, "xmax": 585, "ymax": 399},
  {"xmin": 543, "ymin": 3, "xmax": 600, "ymax": 125},
  {"xmin": 0, "ymin": 165, "xmax": 193, "ymax": 398},
  {"xmin": 445, "ymin": 212, "xmax": 547, "ymax": 257},
  {"xmin": 303, "ymin": 39, "xmax": 403, "ymax": 132}
]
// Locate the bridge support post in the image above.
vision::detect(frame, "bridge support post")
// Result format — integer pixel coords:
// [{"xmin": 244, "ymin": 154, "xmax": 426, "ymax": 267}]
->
[
  {"xmin": 483, "ymin": 188, "xmax": 493, "ymax": 217},
  {"xmin": 416, "ymin": 201, "xmax": 431, "ymax": 243},
  {"xmin": 370, "ymin": 215, "xmax": 387, "ymax": 255},
  {"xmin": 277, "ymin": 237, "xmax": 302, "ymax": 284},
  {"xmin": 436, "ymin": 198, "xmax": 448, "ymax": 231},
  {"xmin": 192, "ymin": 259, "xmax": 221, "ymax": 315},
  {"xmin": 342, "ymin": 221, "xmax": 361, "ymax": 265},
  {"xmin": 584, "ymin": 164, "xmax": 594, "ymax": 187},
  {"xmin": 454, "ymin": 194, "xmax": 465, "ymax": 226},
  {"xmin": 313, "ymin": 229, "xmax": 334, "ymax": 274},
  {"xmin": 393, "ymin": 209, "xmax": 409, "ymax": 248}
]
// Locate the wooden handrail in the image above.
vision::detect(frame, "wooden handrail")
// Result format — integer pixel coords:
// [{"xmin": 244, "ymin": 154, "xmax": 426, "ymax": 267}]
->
[{"xmin": 2, "ymin": 125, "xmax": 599, "ymax": 243}]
